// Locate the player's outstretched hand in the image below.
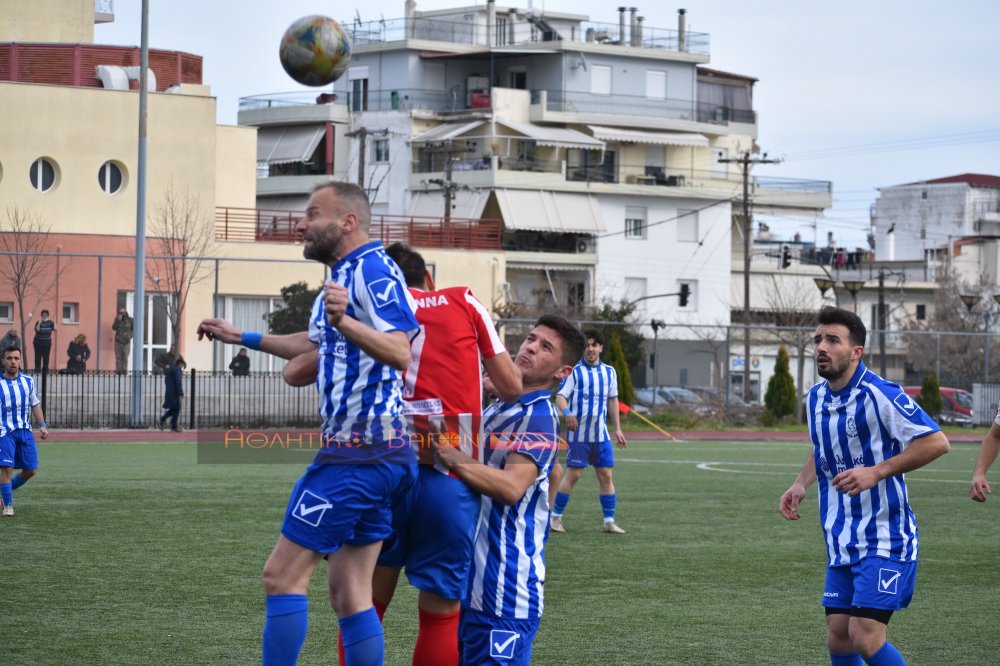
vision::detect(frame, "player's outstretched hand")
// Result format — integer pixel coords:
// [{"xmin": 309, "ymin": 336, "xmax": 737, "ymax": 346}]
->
[
  {"xmin": 779, "ymin": 483, "xmax": 806, "ymax": 520},
  {"xmin": 197, "ymin": 318, "xmax": 241, "ymax": 344},
  {"xmin": 324, "ymin": 282, "xmax": 348, "ymax": 327},
  {"xmin": 970, "ymin": 474, "xmax": 992, "ymax": 502}
]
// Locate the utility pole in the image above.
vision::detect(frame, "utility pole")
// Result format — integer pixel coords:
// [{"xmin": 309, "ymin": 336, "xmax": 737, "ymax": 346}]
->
[
  {"xmin": 344, "ymin": 127, "xmax": 387, "ymax": 193},
  {"xmin": 425, "ymin": 141, "xmax": 471, "ymax": 222},
  {"xmin": 718, "ymin": 150, "xmax": 781, "ymax": 403}
]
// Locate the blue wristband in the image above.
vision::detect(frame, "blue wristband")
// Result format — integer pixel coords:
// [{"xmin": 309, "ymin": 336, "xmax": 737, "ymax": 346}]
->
[
  {"xmin": 39, "ymin": 421, "xmax": 47, "ymax": 428},
  {"xmin": 241, "ymin": 331, "xmax": 263, "ymax": 351},
  {"xmin": 562, "ymin": 408, "xmax": 572, "ymax": 416}
]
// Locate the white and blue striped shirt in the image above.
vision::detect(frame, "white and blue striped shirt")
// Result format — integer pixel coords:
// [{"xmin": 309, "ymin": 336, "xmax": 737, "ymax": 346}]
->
[
  {"xmin": 557, "ymin": 361, "xmax": 617, "ymax": 444},
  {"xmin": 465, "ymin": 390, "xmax": 559, "ymax": 620},
  {"xmin": 0, "ymin": 372, "xmax": 40, "ymax": 436},
  {"xmin": 307, "ymin": 241, "xmax": 419, "ymax": 463},
  {"xmin": 806, "ymin": 361, "xmax": 939, "ymax": 566}
]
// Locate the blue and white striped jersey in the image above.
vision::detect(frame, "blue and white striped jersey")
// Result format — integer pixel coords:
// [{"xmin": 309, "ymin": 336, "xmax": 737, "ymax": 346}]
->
[
  {"xmin": 806, "ymin": 361, "xmax": 939, "ymax": 566},
  {"xmin": 0, "ymin": 372, "xmax": 40, "ymax": 436},
  {"xmin": 307, "ymin": 241, "xmax": 419, "ymax": 463},
  {"xmin": 557, "ymin": 361, "xmax": 617, "ymax": 444},
  {"xmin": 465, "ymin": 389, "xmax": 559, "ymax": 620}
]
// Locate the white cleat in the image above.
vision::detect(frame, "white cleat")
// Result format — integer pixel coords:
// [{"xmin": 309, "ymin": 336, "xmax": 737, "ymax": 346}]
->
[
  {"xmin": 2, "ymin": 504, "xmax": 13, "ymax": 517},
  {"xmin": 550, "ymin": 515, "xmax": 566, "ymax": 533},
  {"xmin": 602, "ymin": 521, "xmax": 625, "ymax": 534}
]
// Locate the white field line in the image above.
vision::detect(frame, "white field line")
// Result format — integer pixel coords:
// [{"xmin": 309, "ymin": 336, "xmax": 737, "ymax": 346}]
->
[{"xmin": 616, "ymin": 457, "xmax": 970, "ymax": 483}]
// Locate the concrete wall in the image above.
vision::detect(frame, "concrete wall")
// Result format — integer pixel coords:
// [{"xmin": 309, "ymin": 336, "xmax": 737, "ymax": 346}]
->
[{"xmin": 1, "ymin": 0, "xmax": 95, "ymax": 43}]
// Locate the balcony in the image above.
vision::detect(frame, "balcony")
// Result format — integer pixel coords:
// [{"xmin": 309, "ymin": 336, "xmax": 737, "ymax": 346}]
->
[
  {"xmin": 530, "ymin": 90, "xmax": 754, "ymax": 132},
  {"xmin": 215, "ymin": 207, "xmax": 501, "ymax": 251},
  {"xmin": 341, "ymin": 16, "xmax": 709, "ymax": 56},
  {"xmin": 94, "ymin": 0, "xmax": 114, "ymax": 23}
]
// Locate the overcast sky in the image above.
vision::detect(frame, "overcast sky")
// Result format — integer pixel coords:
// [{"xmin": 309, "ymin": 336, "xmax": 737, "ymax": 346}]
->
[{"xmin": 95, "ymin": 0, "xmax": 1000, "ymax": 249}]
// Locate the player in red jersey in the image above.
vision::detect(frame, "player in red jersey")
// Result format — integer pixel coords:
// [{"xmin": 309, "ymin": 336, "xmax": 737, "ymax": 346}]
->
[{"xmin": 284, "ymin": 243, "xmax": 521, "ymax": 665}]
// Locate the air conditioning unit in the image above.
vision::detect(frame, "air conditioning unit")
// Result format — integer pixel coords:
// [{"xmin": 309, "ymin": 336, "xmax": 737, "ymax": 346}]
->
[{"xmin": 576, "ymin": 238, "xmax": 594, "ymax": 253}]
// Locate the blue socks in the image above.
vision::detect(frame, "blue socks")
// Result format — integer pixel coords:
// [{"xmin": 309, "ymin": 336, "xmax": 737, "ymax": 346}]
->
[
  {"xmin": 600, "ymin": 493, "xmax": 617, "ymax": 521},
  {"xmin": 866, "ymin": 642, "xmax": 906, "ymax": 666},
  {"xmin": 0, "ymin": 482, "xmax": 11, "ymax": 508},
  {"xmin": 831, "ymin": 653, "xmax": 863, "ymax": 666},
  {"xmin": 11, "ymin": 473, "xmax": 29, "ymax": 490},
  {"xmin": 339, "ymin": 607, "xmax": 384, "ymax": 666},
  {"xmin": 552, "ymin": 492, "xmax": 571, "ymax": 516},
  {"xmin": 262, "ymin": 594, "xmax": 308, "ymax": 666}
]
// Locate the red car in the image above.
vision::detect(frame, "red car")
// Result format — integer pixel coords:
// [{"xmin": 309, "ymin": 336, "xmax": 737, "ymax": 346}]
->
[{"xmin": 902, "ymin": 386, "xmax": 973, "ymax": 427}]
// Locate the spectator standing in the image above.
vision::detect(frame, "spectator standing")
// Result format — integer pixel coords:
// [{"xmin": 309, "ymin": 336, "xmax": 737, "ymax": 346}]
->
[{"xmin": 32, "ymin": 310, "xmax": 55, "ymax": 373}]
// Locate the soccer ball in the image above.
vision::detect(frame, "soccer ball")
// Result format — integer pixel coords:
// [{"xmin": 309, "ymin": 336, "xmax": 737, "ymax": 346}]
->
[{"xmin": 279, "ymin": 15, "xmax": 352, "ymax": 87}]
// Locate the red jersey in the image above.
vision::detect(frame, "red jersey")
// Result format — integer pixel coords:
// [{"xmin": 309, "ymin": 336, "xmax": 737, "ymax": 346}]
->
[{"xmin": 402, "ymin": 286, "xmax": 507, "ymax": 469}]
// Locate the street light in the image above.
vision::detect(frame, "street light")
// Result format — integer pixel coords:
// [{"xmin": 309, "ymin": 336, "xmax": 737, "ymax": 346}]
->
[
  {"xmin": 840, "ymin": 280, "xmax": 866, "ymax": 313},
  {"xmin": 813, "ymin": 277, "xmax": 835, "ymax": 298},
  {"xmin": 960, "ymin": 293, "xmax": 1000, "ymax": 386}
]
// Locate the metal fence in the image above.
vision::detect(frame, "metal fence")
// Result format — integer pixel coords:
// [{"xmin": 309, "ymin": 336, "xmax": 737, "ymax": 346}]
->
[
  {"xmin": 30, "ymin": 321, "xmax": 1000, "ymax": 429},
  {"xmin": 38, "ymin": 370, "xmax": 319, "ymax": 430}
]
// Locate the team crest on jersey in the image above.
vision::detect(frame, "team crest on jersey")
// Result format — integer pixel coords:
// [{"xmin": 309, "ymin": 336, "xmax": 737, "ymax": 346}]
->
[
  {"xmin": 845, "ymin": 416, "xmax": 857, "ymax": 438},
  {"xmin": 367, "ymin": 278, "xmax": 399, "ymax": 307},
  {"xmin": 489, "ymin": 629, "xmax": 520, "ymax": 659},
  {"xmin": 893, "ymin": 393, "xmax": 918, "ymax": 416}
]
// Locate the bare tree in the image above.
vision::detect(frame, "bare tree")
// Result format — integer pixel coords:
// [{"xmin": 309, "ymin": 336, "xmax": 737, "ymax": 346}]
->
[
  {"xmin": 144, "ymin": 184, "xmax": 216, "ymax": 349},
  {"xmin": 0, "ymin": 206, "xmax": 67, "ymax": 367},
  {"xmin": 760, "ymin": 274, "xmax": 822, "ymax": 421}
]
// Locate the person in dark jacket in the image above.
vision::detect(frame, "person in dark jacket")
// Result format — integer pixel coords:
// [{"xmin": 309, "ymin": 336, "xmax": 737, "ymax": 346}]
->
[
  {"xmin": 229, "ymin": 347, "xmax": 251, "ymax": 376},
  {"xmin": 158, "ymin": 355, "xmax": 185, "ymax": 432},
  {"xmin": 64, "ymin": 334, "xmax": 90, "ymax": 374},
  {"xmin": 33, "ymin": 310, "xmax": 55, "ymax": 373}
]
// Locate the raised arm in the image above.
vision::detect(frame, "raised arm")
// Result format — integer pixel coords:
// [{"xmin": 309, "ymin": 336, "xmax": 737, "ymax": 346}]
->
[
  {"xmin": 196, "ymin": 317, "xmax": 315, "ymax": 360},
  {"xmin": 483, "ymin": 352, "xmax": 522, "ymax": 404},
  {"xmin": 434, "ymin": 445, "xmax": 540, "ymax": 506},
  {"xmin": 323, "ymin": 283, "xmax": 411, "ymax": 371}
]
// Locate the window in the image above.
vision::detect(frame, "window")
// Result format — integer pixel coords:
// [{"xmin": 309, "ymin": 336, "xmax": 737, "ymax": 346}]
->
[
  {"xmin": 678, "ymin": 280, "xmax": 697, "ymax": 310},
  {"xmin": 373, "ymin": 139, "xmax": 389, "ymax": 163},
  {"xmin": 591, "ymin": 64, "xmax": 611, "ymax": 96},
  {"xmin": 645, "ymin": 70, "xmax": 666, "ymax": 100},
  {"xmin": 0, "ymin": 302, "xmax": 12, "ymax": 323},
  {"xmin": 495, "ymin": 16, "xmax": 507, "ymax": 45},
  {"xmin": 30, "ymin": 158, "xmax": 58, "ymax": 192},
  {"xmin": 916, "ymin": 304, "xmax": 926, "ymax": 321},
  {"xmin": 98, "ymin": 161, "xmax": 125, "ymax": 195},
  {"xmin": 625, "ymin": 206, "xmax": 647, "ymax": 239},
  {"xmin": 677, "ymin": 209, "xmax": 698, "ymax": 242},
  {"xmin": 624, "ymin": 277, "xmax": 647, "ymax": 305},
  {"xmin": 62, "ymin": 302, "xmax": 79, "ymax": 324},
  {"xmin": 348, "ymin": 67, "xmax": 370, "ymax": 112}
]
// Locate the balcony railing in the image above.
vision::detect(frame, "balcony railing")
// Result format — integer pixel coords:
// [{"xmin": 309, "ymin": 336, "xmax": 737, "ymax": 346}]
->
[
  {"xmin": 239, "ymin": 91, "xmax": 344, "ymax": 112},
  {"xmin": 215, "ymin": 207, "xmax": 502, "ymax": 251},
  {"xmin": 532, "ymin": 89, "xmax": 755, "ymax": 125},
  {"xmin": 340, "ymin": 16, "xmax": 709, "ymax": 55}
]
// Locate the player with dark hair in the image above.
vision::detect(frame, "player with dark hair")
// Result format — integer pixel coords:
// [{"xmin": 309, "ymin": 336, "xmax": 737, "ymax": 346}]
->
[
  {"xmin": 434, "ymin": 314, "xmax": 585, "ymax": 665},
  {"xmin": 0, "ymin": 346, "xmax": 49, "ymax": 517},
  {"xmin": 198, "ymin": 181, "xmax": 419, "ymax": 666},
  {"xmin": 550, "ymin": 328, "xmax": 628, "ymax": 534},
  {"xmin": 780, "ymin": 306, "xmax": 950, "ymax": 666}
]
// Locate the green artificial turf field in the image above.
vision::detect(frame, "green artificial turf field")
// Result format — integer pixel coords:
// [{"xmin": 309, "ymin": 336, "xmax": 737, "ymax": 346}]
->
[{"xmin": 4, "ymin": 438, "xmax": 997, "ymax": 665}]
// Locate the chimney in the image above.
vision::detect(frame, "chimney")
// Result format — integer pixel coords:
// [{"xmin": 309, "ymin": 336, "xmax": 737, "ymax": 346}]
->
[
  {"xmin": 636, "ymin": 16, "xmax": 644, "ymax": 47},
  {"xmin": 508, "ymin": 8, "xmax": 517, "ymax": 44},
  {"xmin": 406, "ymin": 0, "xmax": 417, "ymax": 38},
  {"xmin": 486, "ymin": 0, "xmax": 495, "ymax": 48},
  {"xmin": 618, "ymin": 7, "xmax": 627, "ymax": 45},
  {"xmin": 678, "ymin": 8, "xmax": 686, "ymax": 52},
  {"xmin": 629, "ymin": 7, "xmax": 638, "ymax": 47}
]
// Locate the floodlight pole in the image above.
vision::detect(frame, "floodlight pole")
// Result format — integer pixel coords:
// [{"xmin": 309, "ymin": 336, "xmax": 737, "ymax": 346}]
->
[{"xmin": 130, "ymin": 0, "xmax": 150, "ymax": 427}]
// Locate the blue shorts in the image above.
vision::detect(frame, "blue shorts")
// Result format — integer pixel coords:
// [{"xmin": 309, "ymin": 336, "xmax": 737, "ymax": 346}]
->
[
  {"xmin": 565, "ymin": 439, "xmax": 614, "ymax": 469},
  {"xmin": 459, "ymin": 608, "xmax": 540, "ymax": 665},
  {"xmin": 823, "ymin": 556, "xmax": 918, "ymax": 611},
  {"xmin": 0, "ymin": 430, "xmax": 38, "ymax": 470},
  {"xmin": 378, "ymin": 466, "xmax": 480, "ymax": 600},
  {"xmin": 280, "ymin": 461, "xmax": 416, "ymax": 555}
]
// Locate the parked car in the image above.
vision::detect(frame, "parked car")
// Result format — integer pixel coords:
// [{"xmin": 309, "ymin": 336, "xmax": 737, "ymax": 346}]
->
[
  {"xmin": 902, "ymin": 386, "xmax": 974, "ymax": 427},
  {"xmin": 689, "ymin": 386, "xmax": 763, "ymax": 425},
  {"xmin": 632, "ymin": 386, "xmax": 712, "ymax": 415}
]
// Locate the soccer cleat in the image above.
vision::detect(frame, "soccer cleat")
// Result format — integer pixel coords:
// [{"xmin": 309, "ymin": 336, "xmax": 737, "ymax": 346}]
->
[
  {"xmin": 550, "ymin": 515, "xmax": 565, "ymax": 533},
  {"xmin": 2, "ymin": 504, "xmax": 13, "ymax": 517},
  {"xmin": 602, "ymin": 521, "xmax": 625, "ymax": 534}
]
